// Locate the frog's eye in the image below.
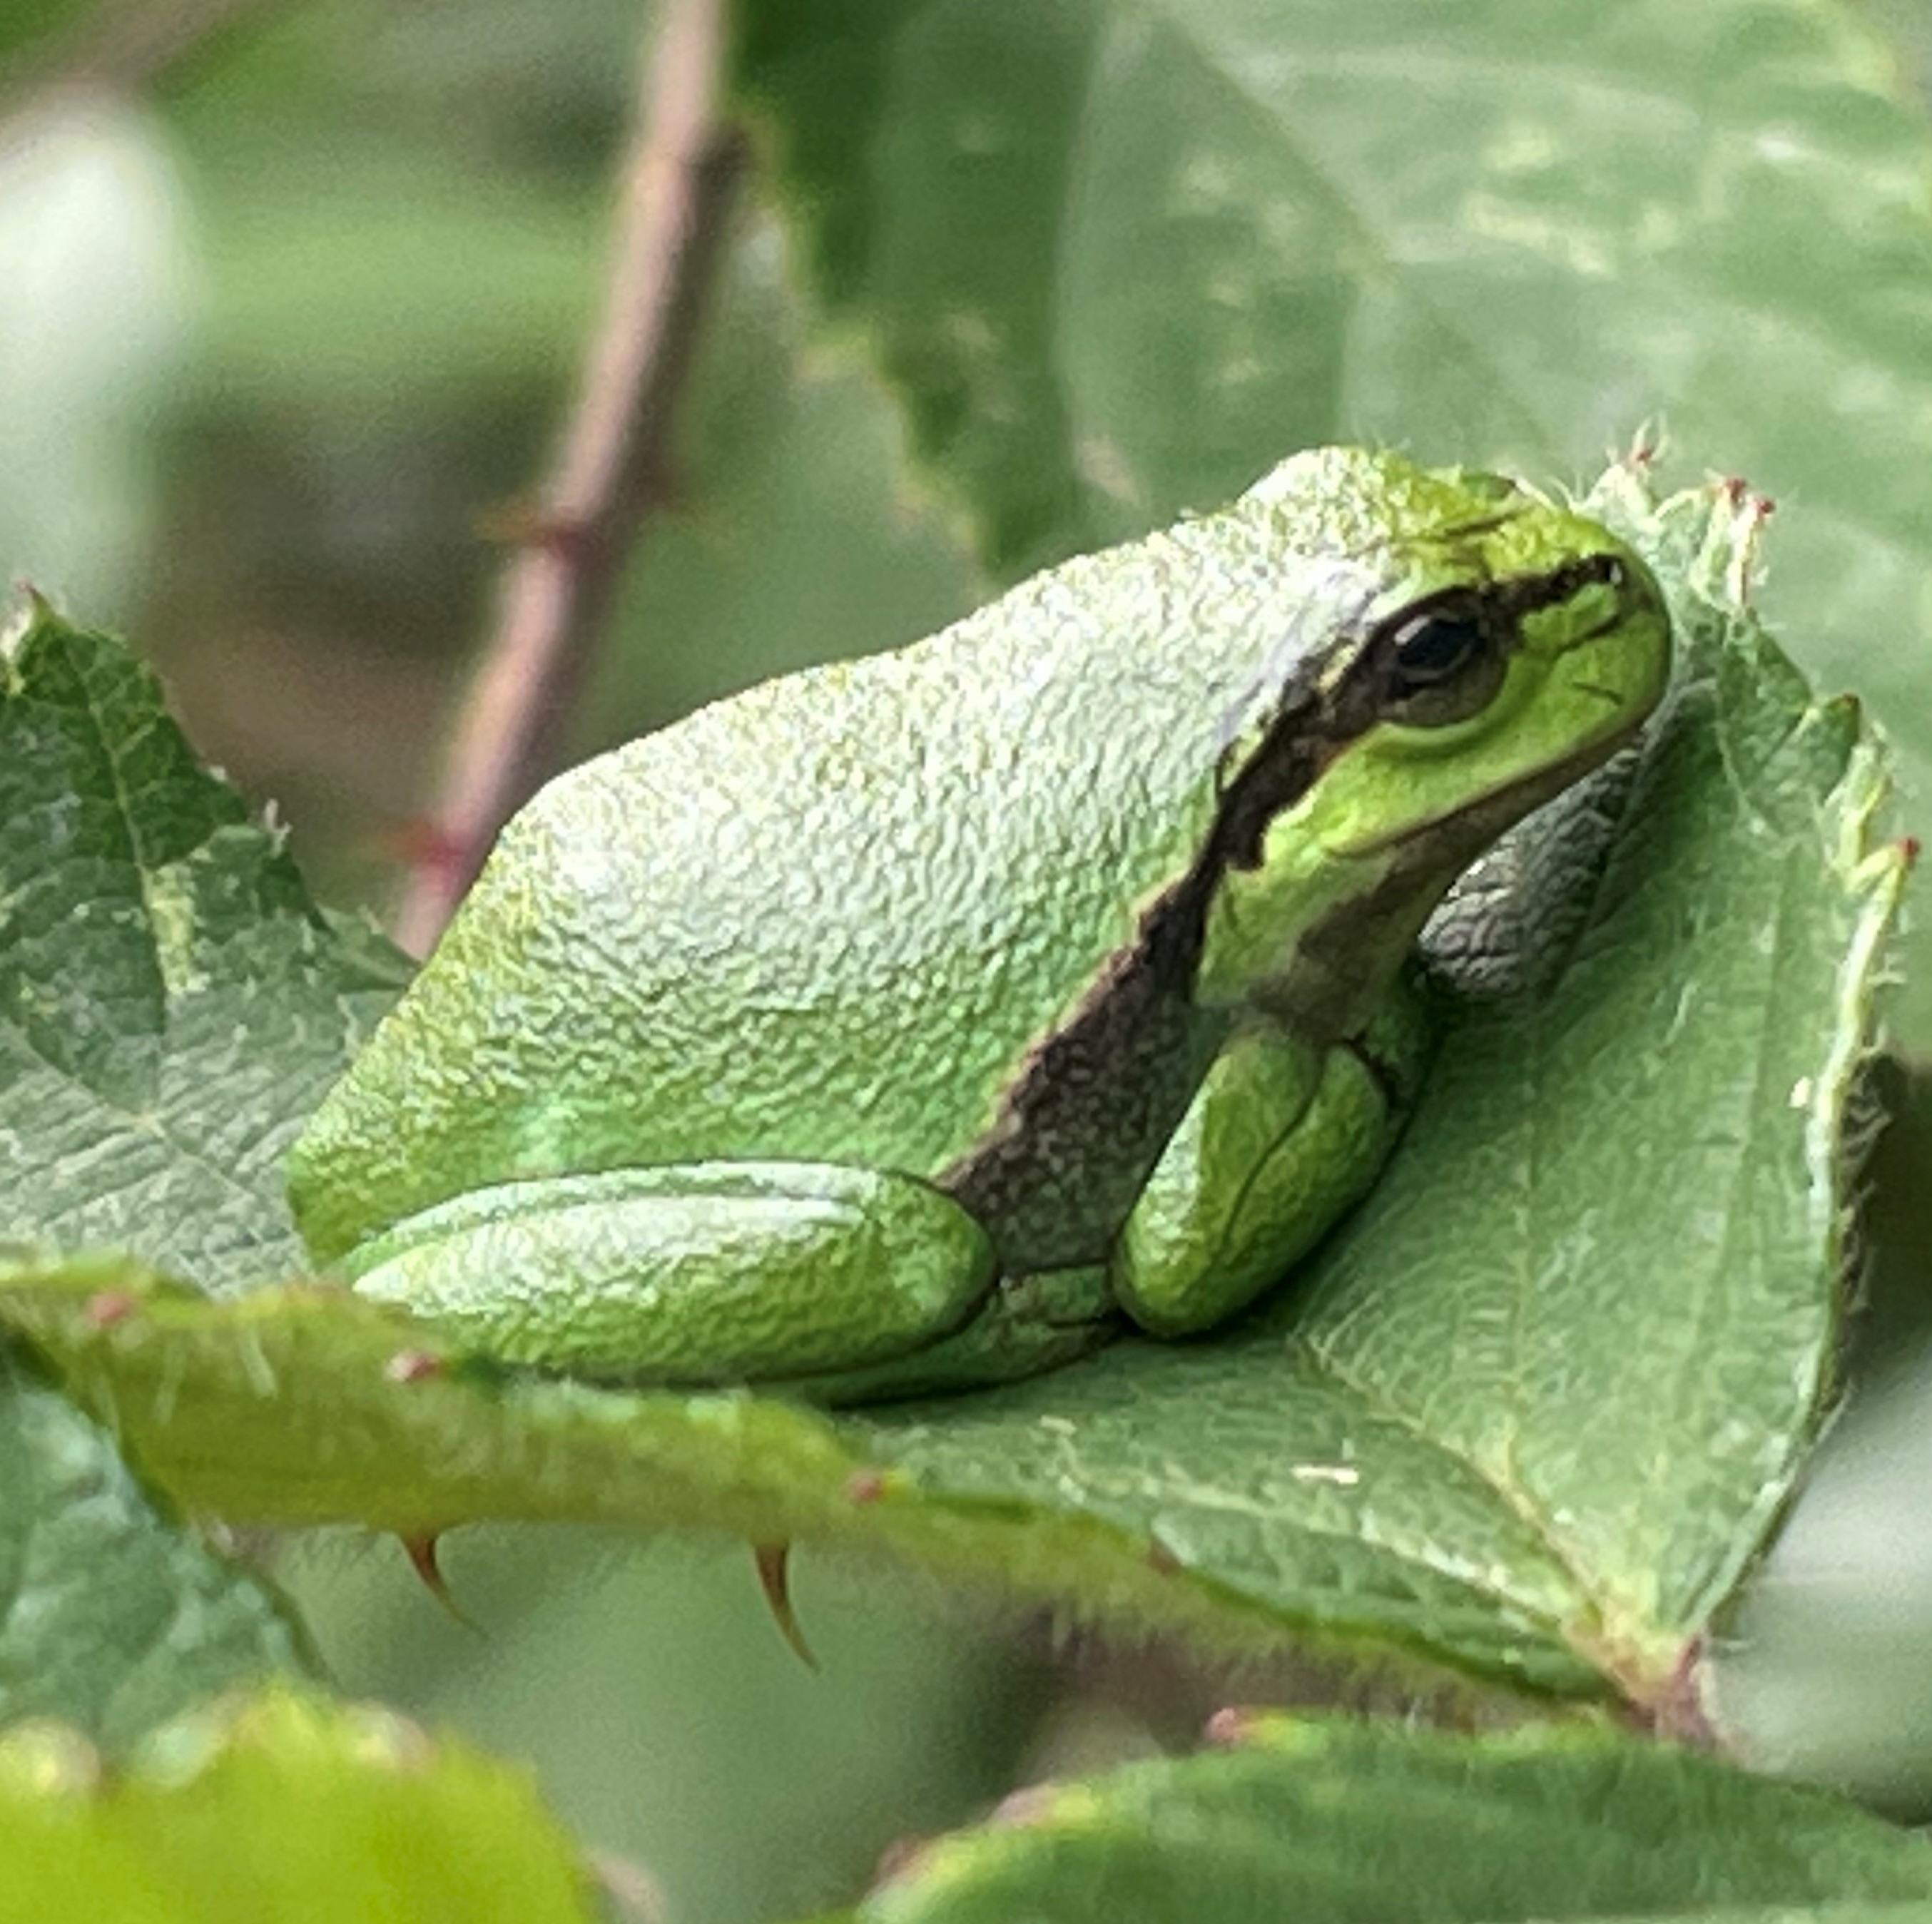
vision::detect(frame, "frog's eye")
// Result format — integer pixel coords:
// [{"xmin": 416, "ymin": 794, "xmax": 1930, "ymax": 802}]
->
[
  {"xmin": 1392, "ymin": 609, "xmax": 1484, "ymax": 683},
  {"xmin": 1378, "ymin": 599, "xmax": 1507, "ymax": 726}
]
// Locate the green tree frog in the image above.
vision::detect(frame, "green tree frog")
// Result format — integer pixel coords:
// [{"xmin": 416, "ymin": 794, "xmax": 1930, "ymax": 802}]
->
[{"xmin": 288, "ymin": 447, "xmax": 1669, "ymax": 1401}]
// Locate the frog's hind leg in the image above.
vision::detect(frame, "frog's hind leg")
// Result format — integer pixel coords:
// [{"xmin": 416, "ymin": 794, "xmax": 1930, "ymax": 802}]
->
[{"xmin": 343, "ymin": 1160, "xmax": 997, "ymax": 1385}]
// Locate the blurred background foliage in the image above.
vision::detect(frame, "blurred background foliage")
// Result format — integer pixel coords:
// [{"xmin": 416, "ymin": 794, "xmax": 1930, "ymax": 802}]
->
[
  {"xmin": 6, "ymin": 1, "xmax": 1932, "ymax": 1918},
  {"xmin": 2, "ymin": 9, "xmax": 1025, "ymax": 1919}
]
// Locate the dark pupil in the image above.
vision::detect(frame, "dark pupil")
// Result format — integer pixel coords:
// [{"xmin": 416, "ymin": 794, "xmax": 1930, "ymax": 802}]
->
[{"xmin": 1391, "ymin": 609, "xmax": 1484, "ymax": 686}]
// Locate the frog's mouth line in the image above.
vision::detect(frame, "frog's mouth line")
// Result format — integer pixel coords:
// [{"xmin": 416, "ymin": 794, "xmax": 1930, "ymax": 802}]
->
[
  {"xmin": 1334, "ymin": 676, "xmax": 1649, "ymax": 862},
  {"xmin": 1568, "ymin": 677, "xmax": 1635, "ymax": 705}
]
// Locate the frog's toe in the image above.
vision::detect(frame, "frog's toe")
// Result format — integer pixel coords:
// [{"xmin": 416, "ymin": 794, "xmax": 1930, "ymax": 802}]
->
[{"xmin": 790, "ymin": 1264, "xmax": 1122, "ymax": 1403}]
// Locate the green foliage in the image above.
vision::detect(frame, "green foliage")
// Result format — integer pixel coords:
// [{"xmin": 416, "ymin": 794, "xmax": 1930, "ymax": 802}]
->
[
  {"xmin": 4, "ymin": 455, "xmax": 1901, "ymax": 1716},
  {"xmin": 0, "ymin": 453, "xmax": 1908, "ymax": 1923},
  {"xmin": 6, "ymin": 0, "xmax": 1932, "ymax": 1916},
  {"xmin": 0, "ymin": 606, "xmax": 410, "ymax": 1285},
  {"xmin": 0, "ymin": 1689, "xmax": 603, "ymax": 1923},
  {"xmin": 843, "ymin": 1716, "xmax": 1932, "ymax": 1924},
  {"xmin": 851, "ymin": 467, "xmax": 1903, "ymax": 1710},
  {"xmin": 0, "ymin": 1353, "xmax": 304, "ymax": 1754}
]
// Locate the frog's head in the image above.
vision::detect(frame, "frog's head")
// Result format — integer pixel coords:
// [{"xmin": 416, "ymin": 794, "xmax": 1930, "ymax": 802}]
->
[{"xmin": 1193, "ymin": 450, "xmax": 1672, "ymax": 1028}]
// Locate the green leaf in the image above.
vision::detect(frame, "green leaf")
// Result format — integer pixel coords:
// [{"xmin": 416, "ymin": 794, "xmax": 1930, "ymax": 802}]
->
[
  {"xmin": 0, "ymin": 1687, "xmax": 604, "ymax": 1923},
  {"xmin": 816, "ymin": 1715, "xmax": 1932, "ymax": 1924},
  {"xmin": 1, "ymin": 599, "xmax": 411, "ymax": 1288},
  {"xmin": 1712, "ymin": 1059, "xmax": 1932, "ymax": 1799},
  {"xmin": 0, "ymin": 604, "xmax": 381, "ymax": 1750},
  {"xmin": 728, "ymin": 0, "xmax": 1920, "ymax": 569},
  {"xmin": 0, "ymin": 465, "xmax": 1901, "ymax": 1699},
  {"xmin": 843, "ymin": 463, "xmax": 1904, "ymax": 1705},
  {"xmin": 730, "ymin": 0, "xmax": 1932, "ymax": 1040},
  {"xmin": 0, "ymin": 1345, "xmax": 305, "ymax": 1754},
  {"xmin": 1, "ymin": 461, "xmax": 1901, "ymax": 1706}
]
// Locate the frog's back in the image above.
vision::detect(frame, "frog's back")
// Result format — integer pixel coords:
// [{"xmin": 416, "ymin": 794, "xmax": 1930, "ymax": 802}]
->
[{"xmin": 292, "ymin": 452, "xmax": 1421, "ymax": 1261}]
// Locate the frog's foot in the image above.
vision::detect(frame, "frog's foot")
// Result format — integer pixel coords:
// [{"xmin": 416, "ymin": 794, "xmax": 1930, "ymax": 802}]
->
[
  {"xmin": 1112, "ymin": 988, "xmax": 1430, "ymax": 1335},
  {"xmin": 789, "ymin": 1264, "xmax": 1121, "ymax": 1404},
  {"xmin": 344, "ymin": 1161, "xmax": 998, "ymax": 1384}
]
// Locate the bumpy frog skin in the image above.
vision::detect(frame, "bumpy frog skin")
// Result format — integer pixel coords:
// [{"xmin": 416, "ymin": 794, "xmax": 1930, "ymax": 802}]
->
[{"xmin": 288, "ymin": 447, "xmax": 1670, "ymax": 1402}]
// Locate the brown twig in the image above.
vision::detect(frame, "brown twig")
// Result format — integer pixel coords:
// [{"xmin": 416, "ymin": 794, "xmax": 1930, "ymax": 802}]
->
[{"xmin": 392, "ymin": 0, "xmax": 744, "ymax": 955}]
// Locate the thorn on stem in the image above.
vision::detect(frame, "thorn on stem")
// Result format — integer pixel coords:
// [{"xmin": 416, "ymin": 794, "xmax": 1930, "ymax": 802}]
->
[
  {"xmin": 400, "ymin": 1533, "xmax": 482, "ymax": 1634},
  {"xmin": 753, "ymin": 1542, "xmax": 818, "ymax": 1669},
  {"xmin": 382, "ymin": 817, "xmax": 468, "ymax": 887},
  {"xmin": 473, "ymin": 498, "xmax": 601, "ymax": 561},
  {"xmin": 1203, "ymin": 1705, "xmax": 1261, "ymax": 1746}
]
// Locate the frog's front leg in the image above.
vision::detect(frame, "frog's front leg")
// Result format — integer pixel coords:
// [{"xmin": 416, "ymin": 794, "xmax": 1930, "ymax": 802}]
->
[
  {"xmin": 341, "ymin": 1161, "xmax": 998, "ymax": 1383},
  {"xmin": 1111, "ymin": 977, "xmax": 1435, "ymax": 1337}
]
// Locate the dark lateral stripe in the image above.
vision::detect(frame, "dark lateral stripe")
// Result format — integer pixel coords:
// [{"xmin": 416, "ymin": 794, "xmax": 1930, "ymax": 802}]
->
[
  {"xmin": 942, "ymin": 545, "xmax": 1635, "ymax": 1257},
  {"xmin": 1490, "ymin": 549, "xmax": 1629, "ymax": 621}
]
